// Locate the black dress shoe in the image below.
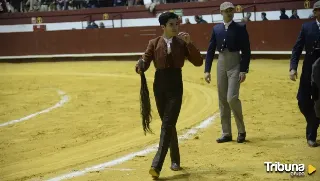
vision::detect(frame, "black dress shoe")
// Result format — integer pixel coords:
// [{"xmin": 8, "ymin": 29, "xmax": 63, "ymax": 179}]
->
[
  {"xmin": 170, "ymin": 163, "xmax": 181, "ymax": 171},
  {"xmin": 216, "ymin": 135, "xmax": 232, "ymax": 143},
  {"xmin": 237, "ymin": 132, "xmax": 246, "ymax": 143},
  {"xmin": 307, "ymin": 140, "xmax": 318, "ymax": 147},
  {"xmin": 149, "ymin": 167, "xmax": 160, "ymax": 179}
]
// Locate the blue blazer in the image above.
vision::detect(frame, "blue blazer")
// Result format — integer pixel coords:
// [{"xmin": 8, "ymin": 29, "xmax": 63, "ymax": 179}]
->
[
  {"xmin": 204, "ymin": 21, "xmax": 251, "ymax": 73},
  {"xmin": 290, "ymin": 21, "xmax": 320, "ymax": 71}
]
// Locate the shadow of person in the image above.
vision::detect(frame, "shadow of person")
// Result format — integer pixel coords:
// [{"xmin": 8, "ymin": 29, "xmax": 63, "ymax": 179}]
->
[
  {"xmin": 155, "ymin": 173, "xmax": 191, "ymax": 181},
  {"xmin": 243, "ymin": 140, "xmax": 251, "ymax": 143},
  {"xmin": 229, "ymin": 140, "xmax": 251, "ymax": 143},
  {"xmin": 154, "ymin": 167, "xmax": 191, "ymax": 181},
  {"xmin": 153, "ymin": 167, "xmax": 214, "ymax": 181}
]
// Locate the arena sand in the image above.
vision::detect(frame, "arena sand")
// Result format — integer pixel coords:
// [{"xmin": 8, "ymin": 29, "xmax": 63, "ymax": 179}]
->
[{"xmin": 0, "ymin": 60, "xmax": 319, "ymax": 181}]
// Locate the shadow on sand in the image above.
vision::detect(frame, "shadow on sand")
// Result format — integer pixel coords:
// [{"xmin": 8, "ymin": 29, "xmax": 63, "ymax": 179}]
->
[{"xmin": 153, "ymin": 167, "xmax": 215, "ymax": 181}]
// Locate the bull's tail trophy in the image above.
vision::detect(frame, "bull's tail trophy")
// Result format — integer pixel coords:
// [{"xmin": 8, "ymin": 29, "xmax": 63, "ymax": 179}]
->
[{"xmin": 138, "ymin": 59, "xmax": 153, "ymax": 135}]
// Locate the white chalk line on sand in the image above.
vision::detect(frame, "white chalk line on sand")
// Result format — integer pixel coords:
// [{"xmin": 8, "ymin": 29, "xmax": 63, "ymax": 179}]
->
[
  {"xmin": 87, "ymin": 168, "xmax": 135, "ymax": 172},
  {"xmin": 46, "ymin": 113, "xmax": 219, "ymax": 181},
  {"xmin": 0, "ymin": 90, "xmax": 69, "ymax": 127}
]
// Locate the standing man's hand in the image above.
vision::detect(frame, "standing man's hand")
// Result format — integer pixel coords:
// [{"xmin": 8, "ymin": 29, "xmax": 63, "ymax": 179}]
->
[
  {"xmin": 290, "ymin": 69, "xmax": 298, "ymax": 81},
  {"xmin": 204, "ymin": 72, "xmax": 211, "ymax": 83},
  {"xmin": 239, "ymin": 72, "xmax": 246, "ymax": 83},
  {"xmin": 178, "ymin": 32, "xmax": 191, "ymax": 44}
]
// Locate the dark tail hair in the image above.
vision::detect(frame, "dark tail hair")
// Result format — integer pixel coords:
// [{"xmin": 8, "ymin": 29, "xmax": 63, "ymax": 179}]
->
[{"xmin": 140, "ymin": 72, "xmax": 153, "ymax": 135}]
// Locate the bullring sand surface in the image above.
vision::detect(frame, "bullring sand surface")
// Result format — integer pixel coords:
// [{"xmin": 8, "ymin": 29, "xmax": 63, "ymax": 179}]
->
[{"xmin": 0, "ymin": 60, "xmax": 319, "ymax": 181}]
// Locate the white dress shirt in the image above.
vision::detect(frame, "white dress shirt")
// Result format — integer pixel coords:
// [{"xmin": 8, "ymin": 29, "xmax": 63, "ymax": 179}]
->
[
  {"xmin": 224, "ymin": 20, "xmax": 233, "ymax": 30},
  {"xmin": 163, "ymin": 37, "xmax": 173, "ymax": 54}
]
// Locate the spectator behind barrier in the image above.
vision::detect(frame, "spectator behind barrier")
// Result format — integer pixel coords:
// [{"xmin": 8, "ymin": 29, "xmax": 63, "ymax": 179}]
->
[
  {"xmin": 290, "ymin": 9, "xmax": 300, "ymax": 19},
  {"xmin": 0, "ymin": 0, "xmax": 311, "ymax": 17},
  {"xmin": 241, "ymin": 12, "xmax": 251, "ymax": 22},
  {"xmin": 194, "ymin": 15, "xmax": 207, "ymax": 24},
  {"xmin": 86, "ymin": 20, "xmax": 94, "ymax": 29},
  {"xmin": 113, "ymin": 0, "xmax": 125, "ymax": 6},
  {"xmin": 261, "ymin": 12, "xmax": 268, "ymax": 21},
  {"xmin": 99, "ymin": 22, "xmax": 105, "ymax": 28},
  {"xmin": 178, "ymin": 15, "xmax": 182, "ymax": 24},
  {"xmin": 86, "ymin": 20, "xmax": 98, "ymax": 28},
  {"xmin": 184, "ymin": 18, "xmax": 191, "ymax": 24},
  {"xmin": 280, "ymin": 8, "xmax": 289, "ymax": 19},
  {"xmin": 92, "ymin": 20, "xmax": 98, "ymax": 28}
]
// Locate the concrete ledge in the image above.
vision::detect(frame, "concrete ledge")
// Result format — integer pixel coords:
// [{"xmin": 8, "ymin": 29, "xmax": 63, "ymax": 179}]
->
[{"xmin": 0, "ymin": 51, "xmax": 305, "ymax": 60}]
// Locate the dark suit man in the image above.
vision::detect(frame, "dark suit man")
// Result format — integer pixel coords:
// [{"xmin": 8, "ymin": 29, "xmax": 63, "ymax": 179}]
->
[
  {"xmin": 312, "ymin": 58, "xmax": 320, "ymax": 118},
  {"xmin": 204, "ymin": 2, "xmax": 251, "ymax": 143},
  {"xmin": 290, "ymin": 1, "xmax": 320, "ymax": 147}
]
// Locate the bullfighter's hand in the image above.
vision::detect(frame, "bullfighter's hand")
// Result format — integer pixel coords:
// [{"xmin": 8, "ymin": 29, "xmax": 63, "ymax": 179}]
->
[
  {"xmin": 136, "ymin": 59, "xmax": 144, "ymax": 74},
  {"xmin": 178, "ymin": 32, "xmax": 191, "ymax": 44},
  {"xmin": 239, "ymin": 72, "xmax": 246, "ymax": 83}
]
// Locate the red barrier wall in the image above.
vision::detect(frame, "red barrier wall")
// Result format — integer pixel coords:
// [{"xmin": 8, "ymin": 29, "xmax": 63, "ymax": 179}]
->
[
  {"xmin": 0, "ymin": 0, "xmax": 314, "ymax": 25},
  {"xmin": 0, "ymin": 19, "xmax": 308, "ymax": 57}
]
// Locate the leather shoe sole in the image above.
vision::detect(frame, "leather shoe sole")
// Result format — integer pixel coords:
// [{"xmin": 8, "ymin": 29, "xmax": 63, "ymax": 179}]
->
[
  {"xmin": 149, "ymin": 167, "xmax": 160, "ymax": 179},
  {"xmin": 216, "ymin": 136, "xmax": 232, "ymax": 143},
  {"xmin": 237, "ymin": 132, "xmax": 246, "ymax": 143},
  {"xmin": 307, "ymin": 140, "xmax": 318, "ymax": 147}
]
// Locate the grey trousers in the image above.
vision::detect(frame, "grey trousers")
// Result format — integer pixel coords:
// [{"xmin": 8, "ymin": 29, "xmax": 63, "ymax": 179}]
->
[{"xmin": 217, "ymin": 50, "xmax": 246, "ymax": 136}]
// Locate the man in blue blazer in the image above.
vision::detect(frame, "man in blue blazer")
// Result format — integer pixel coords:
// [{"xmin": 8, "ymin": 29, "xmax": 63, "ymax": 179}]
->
[
  {"xmin": 204, "ymin": 2, "xmax": 251, "ymax": 143},
  {"xmin": 290, "ymin": 1, "xmax": 320, "ymax": 147}
]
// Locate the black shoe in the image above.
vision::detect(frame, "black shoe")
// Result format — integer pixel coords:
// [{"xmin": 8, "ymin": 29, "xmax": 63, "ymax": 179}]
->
[
  {"xmin": 307, "ymin": 140, "xmax": 318, "ymax": 147},
  {"xmin": 216, "ymin": 135, "xmax": 232, "ymax": 143},
  {"xmin": 149, "ymin": 167, "xmax": 160, "ymax": 179},
  {"xmin": 170, "ymin": 163, "xmax": 181, "ymax": 171},
  {"xmin": 237, "ymin": 132, "xmax": 246, "ymax": 143}
]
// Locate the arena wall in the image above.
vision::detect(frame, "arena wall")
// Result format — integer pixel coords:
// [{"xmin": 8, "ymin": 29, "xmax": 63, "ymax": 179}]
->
[
  {"xmin": 0, "ymin": 19, "xmax": 308, "ymax": 61},
  {"xmin": 0, "ymin": 0, "xmax": 315, "ymax": 33},
  {"xmin": 0, "ymin": 0, "xmax": 313, "ymax": 25}
]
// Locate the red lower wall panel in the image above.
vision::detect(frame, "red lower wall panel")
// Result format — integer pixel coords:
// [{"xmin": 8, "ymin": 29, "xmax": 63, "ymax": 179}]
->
[{"xmin": 0, "ymin": 19, "xmax": 309, "ymax": 57}]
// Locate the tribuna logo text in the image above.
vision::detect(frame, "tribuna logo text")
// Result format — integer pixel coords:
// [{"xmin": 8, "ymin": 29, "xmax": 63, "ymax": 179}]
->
[{"xmin": 264, "ymin": 162, "xmax": 305, "ymax": 177}]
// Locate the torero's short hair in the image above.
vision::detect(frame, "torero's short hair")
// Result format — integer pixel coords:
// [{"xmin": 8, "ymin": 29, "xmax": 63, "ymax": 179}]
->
[{"xmin": 158, "ymin": 12, "xmax": 179, "ymax": 26}]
